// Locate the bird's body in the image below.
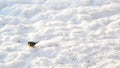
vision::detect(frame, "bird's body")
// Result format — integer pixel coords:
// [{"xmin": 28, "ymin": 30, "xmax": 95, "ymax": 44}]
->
[{"xmin": 28, "ymin": 41, "xmax": 37, "ymax": 47}]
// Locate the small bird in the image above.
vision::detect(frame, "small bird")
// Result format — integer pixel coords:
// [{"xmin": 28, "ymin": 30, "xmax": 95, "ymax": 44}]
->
[{"xmin": 28, "ymin": 41, "xmax": 38, "ymax": 47}]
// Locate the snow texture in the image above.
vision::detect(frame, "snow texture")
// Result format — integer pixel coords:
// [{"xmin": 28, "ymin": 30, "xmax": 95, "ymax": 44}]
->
[{"xmin": 0, "ymin": 0, "xmax": 120, "ymax": 68}]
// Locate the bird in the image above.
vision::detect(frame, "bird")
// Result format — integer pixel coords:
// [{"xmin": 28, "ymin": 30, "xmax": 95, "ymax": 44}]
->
[{"xmin": 28, "ymin": 41, "xmax": 38, "ymax": 47}]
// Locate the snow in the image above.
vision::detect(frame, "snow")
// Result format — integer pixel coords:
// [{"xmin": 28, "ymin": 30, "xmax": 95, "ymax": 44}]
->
[{"xmin": 0, "ymin": 0, "xmax": 120, "ymax": 68}]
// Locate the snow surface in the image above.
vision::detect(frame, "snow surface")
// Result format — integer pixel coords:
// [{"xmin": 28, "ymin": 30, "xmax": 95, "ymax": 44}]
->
[{"xmin": 0, "ymin": 0, "xmax": 120, "ymax": 68}]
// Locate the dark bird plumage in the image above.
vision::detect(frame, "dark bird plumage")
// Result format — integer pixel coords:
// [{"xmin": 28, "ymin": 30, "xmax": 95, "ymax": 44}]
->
[{"xmin": 28, "ymin": 41, "xmax": 37, "ymax": 47}]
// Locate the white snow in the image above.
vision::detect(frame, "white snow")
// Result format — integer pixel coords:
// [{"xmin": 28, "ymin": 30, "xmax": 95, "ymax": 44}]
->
[{"xmin": 0, "ymin": 0, "xmax": 120, "ymax": 68}]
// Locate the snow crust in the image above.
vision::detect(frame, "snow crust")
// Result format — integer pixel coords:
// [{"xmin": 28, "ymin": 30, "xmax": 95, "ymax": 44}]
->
[{"xmin": 0, "ymin": 0, "xmax": 120, "ymax": 68}]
